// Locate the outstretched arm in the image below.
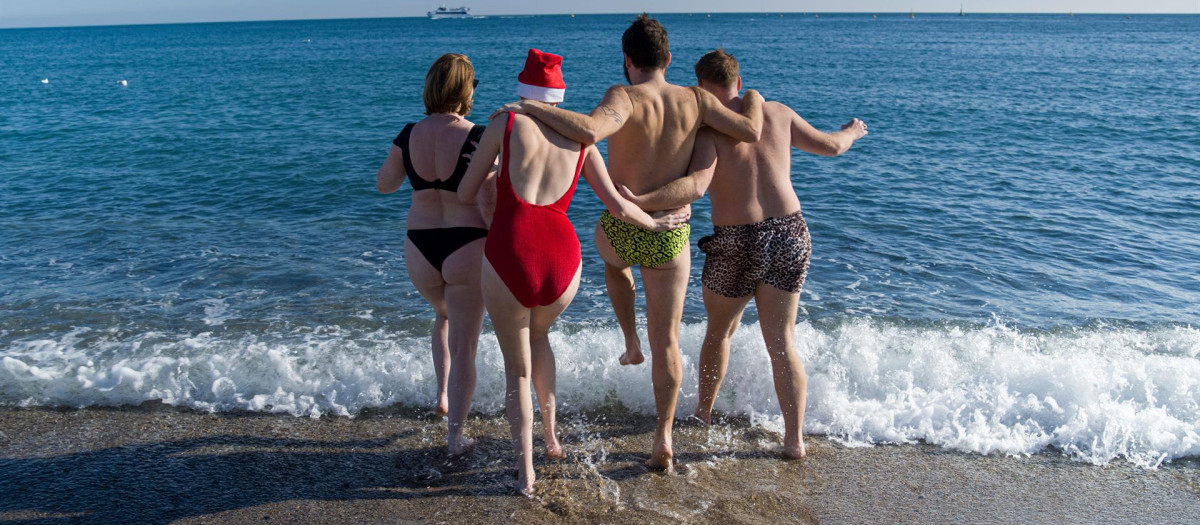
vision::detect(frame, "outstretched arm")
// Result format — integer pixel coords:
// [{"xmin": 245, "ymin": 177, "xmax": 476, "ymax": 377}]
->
[
  {"xmin": 490, "ymin": 86, "xmax": 632, "ymax": 145},
  {"xmin": 790, "ymin": 107, "xmax": 868, "ymax": 156},
  {"xmin": 458, "ymin": 117, "xmax": 504, "ymax": 204},
  {"xmin": 697, "ymin": 87, "xmax": 763, "ymax": 143},
  {"xmin": 376, "ymin": 144, "xmax": 407, "ymax": 194},
  {"xmin": 620, "ymin": 130, "xmax": 717, "ymax": 212},
  {"xmin": 581, "ymin": 145, "xmax": 688, "ymax": 232}
]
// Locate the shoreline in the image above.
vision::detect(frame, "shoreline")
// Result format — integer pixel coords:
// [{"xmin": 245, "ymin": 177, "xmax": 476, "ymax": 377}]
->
[{"xmin": 2, "ymin": 404, "xmax": 1197, "ymax": 524}]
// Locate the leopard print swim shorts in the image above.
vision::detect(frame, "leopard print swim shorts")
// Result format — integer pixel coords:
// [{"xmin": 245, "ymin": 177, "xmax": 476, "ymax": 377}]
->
[{"xmin": 698, "ymin": 211, "xmax": 811, "ymax": 298}]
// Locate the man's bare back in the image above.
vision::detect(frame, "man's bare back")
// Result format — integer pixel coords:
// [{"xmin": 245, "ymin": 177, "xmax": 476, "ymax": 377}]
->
[
  {"xmin": 606, "ymin": 82, "xmax": 720, "ymax": 194},
  {"xmin": 701, "ymin": 100, "xmax": 802, "ymax": 225}
]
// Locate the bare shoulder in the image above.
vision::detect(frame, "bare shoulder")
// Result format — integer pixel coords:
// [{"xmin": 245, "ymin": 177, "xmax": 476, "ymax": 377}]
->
[
  {"xmin": 510, "ymin": 112, "xmax": 546, "ymax": 135},
  {"xmin": 605, "ymin": 84, "xmax": 630, "ymax": 96},
  {"xmin": 510, "ymin": 112, "xmax": 535, "ymax": 125},
  {"xmin": 764, "ymin": 100, "xmax": 795, "ymax": 117}
]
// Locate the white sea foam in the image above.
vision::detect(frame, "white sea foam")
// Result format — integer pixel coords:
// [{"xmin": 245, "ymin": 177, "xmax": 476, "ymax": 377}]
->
[{"xmin": 1, "ymin": 320, "xmax": 1198, "ymax": 468}]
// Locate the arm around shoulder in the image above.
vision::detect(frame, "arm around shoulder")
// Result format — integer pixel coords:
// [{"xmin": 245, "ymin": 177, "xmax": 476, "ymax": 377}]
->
[
  {"xmin": 698, "ymin": 87, "xmax": 763, "ymax": 143},
  {"xmin": 520, "ymin": 85, "xmax": 631, "ymax": 145}
]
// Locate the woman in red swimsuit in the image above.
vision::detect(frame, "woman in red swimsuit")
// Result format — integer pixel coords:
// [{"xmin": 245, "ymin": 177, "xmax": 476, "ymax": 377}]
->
[
  {"xmin": 377, "ymin": 54, "xmax": 487, "ymax": 456},
  {"xmin": 460, "ymin": 49, "xmax": 687, "ymax": 495}
]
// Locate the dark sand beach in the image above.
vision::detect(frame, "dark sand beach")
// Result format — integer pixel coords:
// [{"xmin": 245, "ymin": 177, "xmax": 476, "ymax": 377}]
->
[{"xmin": 0, "ymin": 405, "xmax": 1196, "ymax": 524}]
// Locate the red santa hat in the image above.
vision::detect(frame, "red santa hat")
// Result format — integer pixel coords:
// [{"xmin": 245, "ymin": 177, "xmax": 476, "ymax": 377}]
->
[{"xmin": 516, "ymin": 48, "xmax": 565, "ymax": 103}]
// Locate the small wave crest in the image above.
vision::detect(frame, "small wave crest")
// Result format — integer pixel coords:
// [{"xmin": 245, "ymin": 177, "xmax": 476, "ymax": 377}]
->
[{"xmin": 2, "ymin": 319, "xmax": 1197, "ymax": 468}]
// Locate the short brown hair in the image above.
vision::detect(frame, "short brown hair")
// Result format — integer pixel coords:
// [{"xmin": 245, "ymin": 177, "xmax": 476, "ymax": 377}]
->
[
  {"xmin": 622, "ymin": 14, "xmax": 669, "ymax": 71},
  {"xmin": 694, "ymin": 49, "xmax": 739, "ymax": 87},
  {"xmin": 423, "ymin": 53, "xmax": 474, "ymax": 116}
]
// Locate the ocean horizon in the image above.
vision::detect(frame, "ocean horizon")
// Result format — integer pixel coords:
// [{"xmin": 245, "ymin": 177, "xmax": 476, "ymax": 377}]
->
[{"xmin": 5, "ymin": 11, "xmax": 1200, "ymax": 31}]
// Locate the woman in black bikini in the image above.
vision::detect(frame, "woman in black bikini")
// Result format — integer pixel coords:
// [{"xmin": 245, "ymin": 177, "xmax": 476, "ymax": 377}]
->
[{"xmin": 377, "ymin": 53, "xmax": 488, "ymax": 455}]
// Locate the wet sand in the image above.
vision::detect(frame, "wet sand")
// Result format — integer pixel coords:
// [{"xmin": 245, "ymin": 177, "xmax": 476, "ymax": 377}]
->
[{"xmin": 1, "ymin": 404, "xmax": 1196, "ymax": 524}]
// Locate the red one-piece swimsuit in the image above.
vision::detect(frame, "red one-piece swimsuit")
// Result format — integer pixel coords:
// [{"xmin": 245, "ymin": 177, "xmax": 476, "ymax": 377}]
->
[{"xmin": 485, "ymin": 112, "xmax": 586, "ymax": 308}]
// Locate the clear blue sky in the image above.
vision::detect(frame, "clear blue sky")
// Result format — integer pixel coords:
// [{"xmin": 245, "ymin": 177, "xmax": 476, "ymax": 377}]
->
[{"xmin": 1, "ymin": 1, "xmax": 1196, "ymax": 28}]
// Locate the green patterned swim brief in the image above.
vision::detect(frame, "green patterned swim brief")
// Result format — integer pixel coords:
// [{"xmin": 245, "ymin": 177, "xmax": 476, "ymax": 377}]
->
[{"xmin": 599, "ymin": 210, "xmax": 691, "ymax": 268}]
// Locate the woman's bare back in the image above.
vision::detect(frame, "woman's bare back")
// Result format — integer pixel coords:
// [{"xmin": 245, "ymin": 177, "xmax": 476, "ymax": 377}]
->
[{"xmin": 504, "ymin": 114, "xmax": 584, "ymax": 205}]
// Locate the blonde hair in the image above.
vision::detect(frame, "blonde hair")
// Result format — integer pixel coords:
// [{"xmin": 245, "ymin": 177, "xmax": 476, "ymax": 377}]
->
[
  {"xmin": 694, "ymin": 49, "xmax": 739, "ymax": 88},
  {"xmin": 423, "ymin": 53, "xmax": 474, "ymax": 116}
]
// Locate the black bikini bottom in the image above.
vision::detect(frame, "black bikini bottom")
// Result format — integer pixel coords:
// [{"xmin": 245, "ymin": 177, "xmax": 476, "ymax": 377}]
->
[{"xmin": 407, "ymin": 227, "xmax": 488, "ymax": 273}]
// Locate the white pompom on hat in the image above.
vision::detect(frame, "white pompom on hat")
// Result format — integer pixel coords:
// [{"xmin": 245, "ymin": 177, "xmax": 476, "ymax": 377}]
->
[{"xmin": 516, "ymin": 48, "xmax": 565, "ymax": 103}]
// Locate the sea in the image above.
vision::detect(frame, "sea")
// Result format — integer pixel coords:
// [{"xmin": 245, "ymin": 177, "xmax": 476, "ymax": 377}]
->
[{"xmin": 2, "ymin": 13, "xmax": 1198, "ymax": 469}]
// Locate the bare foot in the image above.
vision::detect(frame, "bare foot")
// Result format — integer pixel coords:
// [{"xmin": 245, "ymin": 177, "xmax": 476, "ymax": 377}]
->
[
  {"xmin": 434, "ymin": 395, "xmax": 449, "ymax": 417},
  {"xmin": 515, "ymin": 476, "xmax": 535, "ymax": 497},
  {"xmin": 448, "ymin": 435, "xmax": 475, "ymax": 457},
  {"xmin": 782, "ymin": 440, "xmax": 806, "ymax": 460},
  {"xmin": 645, "ymin": 439, "xmax": 674, "ymax": 472},
  {"xmin": 692, "ymin": 409, "xmax": 712, "ymax": 426},
  {"xmin": 543, "ymin": 430, "xmax": 564, "ymax": 459},
  {"xmin": 618, "ymin": 337, "xmax": 644, "ymax": 366}
]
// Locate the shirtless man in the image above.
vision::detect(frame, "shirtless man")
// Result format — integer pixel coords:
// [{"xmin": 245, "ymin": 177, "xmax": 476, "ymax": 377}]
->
[
  {"xmin": 623, "ymin": 49, "xmax": 867, "ymax": 458},
  {"xmin": 492, "ymin": 15, "xmax": 763, "ymax": 470}
]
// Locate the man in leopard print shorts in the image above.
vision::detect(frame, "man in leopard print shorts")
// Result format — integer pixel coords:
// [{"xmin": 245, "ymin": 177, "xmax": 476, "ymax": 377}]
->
[{"xmin": 624, "ymin": 49, "xmax": 866, "ymax": 459}]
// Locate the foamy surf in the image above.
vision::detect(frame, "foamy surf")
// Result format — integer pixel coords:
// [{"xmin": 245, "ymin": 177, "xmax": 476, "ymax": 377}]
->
[{"xmin": 2, "ymin": 319, "xmax": 1197, "ymax": 468}]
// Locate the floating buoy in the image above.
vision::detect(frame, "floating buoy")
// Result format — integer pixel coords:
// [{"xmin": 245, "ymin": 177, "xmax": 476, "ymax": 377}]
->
[
  {"xmin": 118, "ymin": 80, "xmax": 128, "ymax": 86},
  {"xmin": 41, "ymin": 78, "xmax": 49, "ymax": 84}
]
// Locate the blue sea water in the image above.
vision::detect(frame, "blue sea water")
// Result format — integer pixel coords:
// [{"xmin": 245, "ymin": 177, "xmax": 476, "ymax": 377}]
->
[{"xmin": 1, "ymin": 13, "xmax": 1198, "ymax": 467}]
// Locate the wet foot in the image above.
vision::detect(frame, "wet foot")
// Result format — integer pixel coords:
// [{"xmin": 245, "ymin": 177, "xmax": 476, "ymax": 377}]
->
[
  {"xmin": 544, "ymin": 431, "xmax": 564, "ymax": 459},
  {"xmin": 434, "ymin": 395, "xmax": 449, "ymax": 417},
  {"xmin": 691, "ymin": 409, "xmax": 713, "ymax": 426},
  {"xmin": 448, "ymin": 435, "xmax": 475, "ymax": 457},
  {"xmin": 515, "ymin": 475, "xmax": 535, "ymax": 497},
  {"xmin": 515, "ymin": 483, "xmax": 535, "ymax": 498},
  {"xmin": 645, "ymin": 454, "xmax": 675, "ymax": 473},
  {"xmin": 618, "ymin": 338, "xmax": 644, "ymax": 366},
  {"xmin": 645, "ymin": 440, "xmax": 674, "ymax": 472},
  {"xmin": 782, "ymin": 440, "xmax": 806, "ymax": 460}
]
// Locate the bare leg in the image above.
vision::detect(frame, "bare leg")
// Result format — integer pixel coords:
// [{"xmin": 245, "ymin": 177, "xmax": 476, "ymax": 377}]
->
[
  {"xmin": 482, "ymin": 259, "xmax": 579, "ymax": 494},
  {"xmin": 754, "ymin": 283, "xmax": 806, "ymax": 459},
  {"xmin": 431, "ymin": 315, "xmax": 450, "ymax": 416},
  {"xmin": 595, "ymin": 222, "xmax": 642, "ymax": 365},
  {"xmin": 639, "ymin": 244, "xmax": 690, "ymax": 471},
  {"xmin": 404, "ymin": 239, "xmax": 450, "ymax": 416},
  {"xmin": 439, "ymin": 239, "xmax": 487, "ymax": 455},
  {"xmin": 530, "ymin": 265, "xmax": 581, "ymax": 460},
  {"xmin": 695, "ymin": 287, "xmax": 752, "ymax": 425},
  {"xmin": 529, "ymin": 330, "xmax": 562, "ymax": 459},
  {"xmin": 482, "ymin": 260, "xmax": 535, "ymax": 494}
]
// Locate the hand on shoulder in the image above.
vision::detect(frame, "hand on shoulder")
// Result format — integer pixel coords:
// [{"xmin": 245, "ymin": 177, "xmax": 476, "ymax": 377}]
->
[{"xmin": 489, "ymin": 100, "xmax": 539, "ymax": 120}]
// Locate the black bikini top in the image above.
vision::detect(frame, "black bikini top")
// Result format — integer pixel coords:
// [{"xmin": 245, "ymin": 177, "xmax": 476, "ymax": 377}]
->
[{"xmin": 393, "ymin": 122, "xmax": 486, "ymax": 192}]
